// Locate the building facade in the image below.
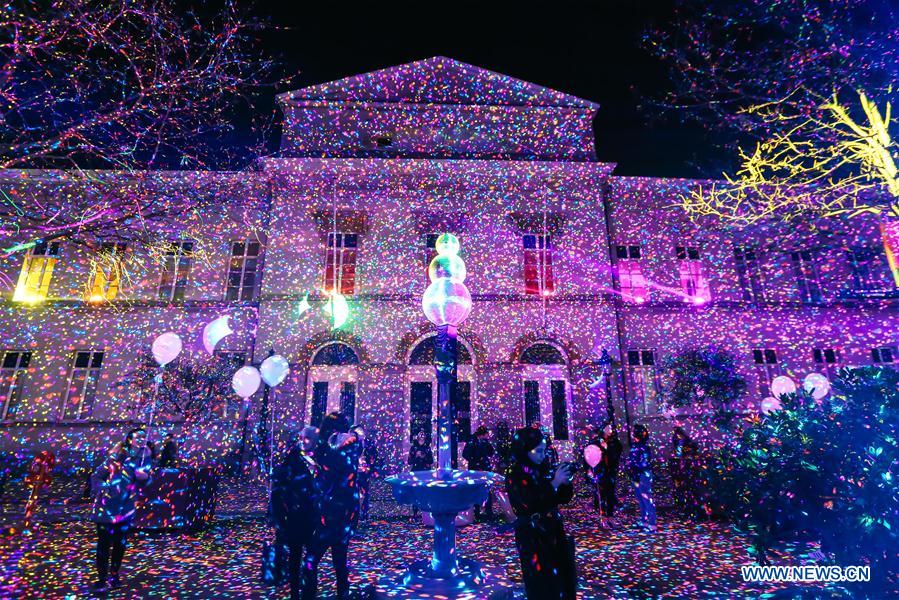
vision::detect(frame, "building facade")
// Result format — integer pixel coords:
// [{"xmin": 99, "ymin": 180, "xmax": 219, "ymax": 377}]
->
[{"xmin": 1, "ymin": 57, "xmax": 896, "ymax": 469}]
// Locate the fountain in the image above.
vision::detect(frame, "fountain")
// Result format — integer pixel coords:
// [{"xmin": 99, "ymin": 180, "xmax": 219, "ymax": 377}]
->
[{"xmin": 374, "ymin": 234, "xmax": 514, "ymax": 599}]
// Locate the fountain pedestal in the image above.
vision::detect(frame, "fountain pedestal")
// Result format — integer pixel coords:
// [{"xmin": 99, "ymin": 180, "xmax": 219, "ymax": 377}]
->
[{"xmin": 372, "ymin": 470, "xmax": 515, "ymax": 599}]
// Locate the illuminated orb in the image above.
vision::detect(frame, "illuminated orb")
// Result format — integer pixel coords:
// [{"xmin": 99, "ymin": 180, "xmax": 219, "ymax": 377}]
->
[
  {"xmin": 428, "ymin": 254, "xmax": 466, "ymax": 283},
  {"xmin": 435, "ymin": 233, "xmax": 460, "ymax": 256},
  {"xmin": 422, "ymin": 279, "xmax": 472, "ymax": 327},
  {"xmin": 770, "ymin": 375, "xmax": 797, "ymax": 398},
  {"xmin": 803, "ymin": 372, "xmax": 831, "ymax": 400},
  {"xmin": 324, "ymin": 291, "xmax": 350, "ymax": 329},
  {"xmin": 761, "ymin": 396, "xmax": 783, "ymax": 415},
  {"xmin": 232, "ymin": 365, "xmax": 261, "ymax": 399}
]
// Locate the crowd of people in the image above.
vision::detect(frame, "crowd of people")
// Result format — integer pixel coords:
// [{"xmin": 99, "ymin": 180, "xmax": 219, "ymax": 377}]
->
[{"xmin": 77, "ymin": 415, "xmax": 713, "ymax": 599}]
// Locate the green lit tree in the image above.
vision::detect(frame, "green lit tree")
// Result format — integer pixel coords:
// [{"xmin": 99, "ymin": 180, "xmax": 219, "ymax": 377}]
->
[{"xmin": 706, "ymin": 366, "xmax": 898, "ymax": 591}]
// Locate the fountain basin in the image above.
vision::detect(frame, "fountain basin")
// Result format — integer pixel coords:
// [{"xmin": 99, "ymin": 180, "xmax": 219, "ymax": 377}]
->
[{"xmin": 386, "ymin": 470, "xmax": 502, "ymax": 513}]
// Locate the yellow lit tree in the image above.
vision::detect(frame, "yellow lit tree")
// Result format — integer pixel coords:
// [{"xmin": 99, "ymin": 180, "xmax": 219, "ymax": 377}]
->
[{"xmin": 682, "ymin": 90, "xmax": 899, "ymax": 286}]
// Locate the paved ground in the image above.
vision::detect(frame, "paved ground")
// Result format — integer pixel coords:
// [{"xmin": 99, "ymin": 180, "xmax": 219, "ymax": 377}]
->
[{"xmin": 0, "ymin": 479, "xmax": 883, "ymax": 599}]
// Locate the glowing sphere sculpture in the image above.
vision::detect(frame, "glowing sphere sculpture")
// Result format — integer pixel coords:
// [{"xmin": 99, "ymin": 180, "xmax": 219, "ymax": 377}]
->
[
  {"xmin": 422, "ymin": 279, "xmax": 472, "ymax": 327},
  {"xmin": 428, "ymin": 254, "xmax": 466, "ymax": 283},
  {"xmin": 422, "ymin": 233, "xmax": 471, "ymax": 327},
  {"xmin": 434, "ymin": 232, "xmax": 460, "ymax": 257}
]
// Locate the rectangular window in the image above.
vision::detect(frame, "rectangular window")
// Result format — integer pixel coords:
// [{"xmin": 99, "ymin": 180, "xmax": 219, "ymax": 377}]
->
[
  {"xmin": 87, "ymin": 242, "xmax": 126, "ymax": 302},
  {"xmin": 734, "ymin": 245, "xmax": 765, "ymax": 303},
  {"xmin": 454, "ymin": 381, "xmax": 472, "ymax": 443},
  {"xmin": 813, "ymin": 347, "xmax": 841, "ymax": 379},
  {"xmin": 615, "ymin": 245, "xmax": 647, "ymax": 303},
  {"xmin": 62, "ymin": 350, "xmax": 104, "ymax": 421},
  {"xmin": 626, "ymin": 349, "xmax": 659, "ymax": 415},
  {"xmin": 1, "ymin": 351, "xmax": 31, "ymax": 421},
  {"xmin": 311, "ymin": 381, "xmax": 329, "ymax": 429},
  {"xmin": 225, "ymin": 240, "xmax": 261, "ymax": 302},
  {"xmin": 424, "ymin": 234, "xmax": 440, "ymax": 282},
  {"xmin": 616, "ymin": 245, "xmax": 641, "ymax": 260},
  {"xmin": 13, "ymin": 241, "xmax": 60, "ymax": 302},
  {"xmin": 790, "ymin": 250, "xmax": 823, "ymax": 304},
  {"xmin": 551, "ymin": 379, "xmax": 569, "ymax": 440},
  {"xmin": 409, "ymin": 381, "xmax": 432, "ymax": 440},
  {"xmin": 676, "ymin": 246, "xmax": 711, "ymax": 303},
  {"xmin": 753, "ymin": 348, "xmax": 781, "ymax": 397},
  {"xmin": 846, "ymin": 247, "xmax": 883, "ymax": 292},
  {"xmin": 159, "ymin": 241, "xmax": 193, "ymax": 302},
  {"xmin": 324, "ymin": 233, "xmax": 357, "ymax": 295},
  {"xmin": 523, "ymin": 380, "xmax": 540, "ymax": 427},
  {"xmin": 339, "ymin": 381, "xmax": 356, "ymax": 422},
  {"xmin": 523, "ymin": 234, "xmax": 554, "ymax": 296},
  {"xmin": 872, "ymin": 347, "xmax": 896, "ymax": 365}
]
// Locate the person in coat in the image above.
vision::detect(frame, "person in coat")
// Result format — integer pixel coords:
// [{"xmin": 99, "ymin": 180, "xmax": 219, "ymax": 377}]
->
[
  {"xmin": 271, "ymin": 426, "xmax": 319, "ymax": 600},
  {"xmin": 357, "ymin": 434, "xmax": 379, "ymax": 522},
  {"xmin": 627, "ymin": 423, "xmax": 656, "ymax": 532},
  {"xmin": 90, "ymin": 428, "xmax": 152, "ymax": 592},
  {"xmin": 492, "ymin": 420, "xmax": 513, "ymax": 475},
  {"xmin": 463, "ymin": 425, "xmax": 496, "ymax": 520},
  {"xmin": 156, "ymin": 432, "xmax": 179, "ymax": 469},
  {"xmin": 407, "ymin": 430, "xmax": 434, "ymax": 471},
  {"xmin": 598, "ymin": 425, "xmax": 623, "ymax": 527},
  {"xmin": 505, "ymin": 427, "xmax": 577, "ymax": 600},
  {"xmin": 302, "ymin": 413, "xmax": 363, "ymax": 600}
]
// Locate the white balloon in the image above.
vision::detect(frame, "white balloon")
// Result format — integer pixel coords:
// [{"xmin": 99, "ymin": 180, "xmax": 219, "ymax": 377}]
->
[
  {"xmin": 202, "ymin": 315, "xmax": 233, "ymax": 355},
  {"xmin": 770, "ymin": 375, "xmax": 797, "ymax": 398},
  {"xmin": 761, "ymin": 396, "xmax": 783, "ymax": 415},
  {"xmin": 232, "ymin": 366, "xmax": 261, "ymax": 399},
  {"xmin": 152, "ymin": 332, "xmax": 182, "ymax": 367},
  {"xmin": 803, "ymin": 372, "xmax": 831, "ymax": 400},
  {"xmin": 260, "ymin": 355, "xmax": 290, "ymax": 387}
]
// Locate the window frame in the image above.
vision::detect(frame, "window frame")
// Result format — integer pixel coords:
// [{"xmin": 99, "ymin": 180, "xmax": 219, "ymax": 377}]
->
[
  {"xmin": 13, "ymin": 241, "xmax": 61, "ymax": 302},
  {"xmin": 158, "ymin": 240, "xmax": 194, "ymax": 303},
  {"xmin": 523, "ymin": 233, "xmax": 555, "ymax": 296},
  {"xmin": 790, "ymin": 250, "xmax": 823, "ymax": 304},
  {"xmin": 753, "ymin": 347, "xmax": 782, "ymax": 397},
  {"xmin": 872, "ymin": 346, "xmax": 896, "ymax": 365},
  {"xmin": 625, "ymin": 348, "xmax": 660, "ymax": 416},
  {"xmin": 675, "ymin": 245, "xmax": 711, "ymax": 302},
  {"xmin": 733, "ymin": 245, "xmax": 766, "ymax": 303},
  {"xmin": 224, "ymin": 240, "xmax": 262, "ymax": 302},
  {"xmin": 0, "ymin": 350, "xmax": 32, "ymax": 421},
  {"xmin": 323, "ymin": 232, "xmax": 358, "ymax": 296},
  {"xmin": 61, "ymin": 349, "xmax": 105, "ymax": 421}
]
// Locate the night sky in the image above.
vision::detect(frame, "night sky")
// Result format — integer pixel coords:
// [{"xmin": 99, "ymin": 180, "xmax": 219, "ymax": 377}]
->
[{"xmin": 253, "ymin": 1, "xmax": 713, "ymax": 178}]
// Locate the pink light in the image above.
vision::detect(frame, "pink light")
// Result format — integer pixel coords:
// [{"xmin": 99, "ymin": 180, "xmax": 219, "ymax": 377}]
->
[{"xmin": 692, "ymin": 296, "xmax": 707, "ymax": 305}]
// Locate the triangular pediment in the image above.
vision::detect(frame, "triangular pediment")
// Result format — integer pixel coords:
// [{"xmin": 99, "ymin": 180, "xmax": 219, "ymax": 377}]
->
[{"xmin": 278, "ymin": 56, "xmax": 597, "ymax": 109}]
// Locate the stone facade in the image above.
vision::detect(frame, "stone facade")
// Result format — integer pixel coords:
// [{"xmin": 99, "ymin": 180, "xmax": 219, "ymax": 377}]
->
[{"xmin": 0, "ymin": 57, "xmax": 895, "ymax": 470}]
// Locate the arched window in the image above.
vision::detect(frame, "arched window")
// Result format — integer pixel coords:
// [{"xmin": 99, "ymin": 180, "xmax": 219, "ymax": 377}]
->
[
  {"xmin": 406, "ymin": 334, "xmax": 476, "ymax": 460},
  {"xmin": 312, "ymin": 343, "xmax": 359, "ymax": 366},
  {"xmin": 520, "ymin": 342, "xmax": 570, "ymax": 446},
  {"xmin": 308, "ymin": 343, "xmax": 359, "ymax": 427},
  {"xmin": 408, "ymin": 337, "xmax": 473, "ymax": 365},
  {"xmin": 520, "ymin": 342, "xmax": 565, "ymax": 365}
]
